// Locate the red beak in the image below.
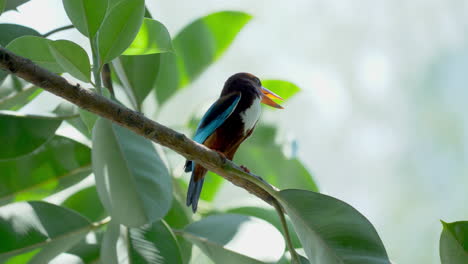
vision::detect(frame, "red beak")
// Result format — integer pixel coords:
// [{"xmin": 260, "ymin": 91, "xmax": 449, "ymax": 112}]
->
[{"xmin": 260, "ymin": 86, "xmax": 283, "ymax": 109}]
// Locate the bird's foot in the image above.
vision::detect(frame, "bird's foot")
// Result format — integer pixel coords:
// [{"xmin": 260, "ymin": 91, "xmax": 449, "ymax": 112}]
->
[
  {"xmin": 215, "ymin": 150, "xmax": 227, "ymax": 160},
  {"xmin": 240, "ymin": 165, "xmax": 251, "ymax": 173}
]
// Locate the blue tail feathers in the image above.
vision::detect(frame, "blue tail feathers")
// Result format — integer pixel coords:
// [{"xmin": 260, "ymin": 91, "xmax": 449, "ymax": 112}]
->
[{"xmin": 186, "ymin": 173, "xmax": 204, "ymax": 213}]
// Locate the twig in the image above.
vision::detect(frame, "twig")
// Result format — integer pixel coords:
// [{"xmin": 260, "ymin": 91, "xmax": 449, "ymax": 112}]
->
[
  {"xmin": 43, "ymin": 25, "xmax": 74, "ymax": 38},
  {"xmin": 272, "ymin": 200, "xmax": 300, "ymax": 264},
  {"xmin": 90, "ymin": 37, "xmax": 102, "ymax": 94},
  {"xmin": 101, "ymin": 63, "xmax": 114, "ymax": 95}
]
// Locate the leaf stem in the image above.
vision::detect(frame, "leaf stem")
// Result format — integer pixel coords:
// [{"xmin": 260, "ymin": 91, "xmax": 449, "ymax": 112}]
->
[
  {"xmin": 90, "ymin": 37, "xmax": 102, "ymax": 94},
  {"xmin": 92, "ymin": 216, "xmax": 111, "ymax": 229},
  {"xmin": 43, "ymin": 25, "xmax": 74, "ymax": 38},
  {"xmin": 273, "ymin": 200, "xmax": 300, "ymax": 264}
]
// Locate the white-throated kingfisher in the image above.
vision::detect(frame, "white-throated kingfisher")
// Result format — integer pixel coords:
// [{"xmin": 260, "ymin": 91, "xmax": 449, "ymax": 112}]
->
[{"xmin": 185, "ymin": 73, "xmax": 284, "ymax": 212}]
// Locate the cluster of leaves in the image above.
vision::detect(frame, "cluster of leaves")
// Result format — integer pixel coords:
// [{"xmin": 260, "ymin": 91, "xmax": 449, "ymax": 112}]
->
[{"xmin": 1, "ymin": 0, "xmax": 466, "ymax": 264}]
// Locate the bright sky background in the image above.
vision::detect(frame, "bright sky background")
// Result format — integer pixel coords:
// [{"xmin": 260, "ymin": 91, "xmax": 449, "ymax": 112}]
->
[{"xmin": 3, "ymin": 1, "xmax": 468, "ymax": 263}]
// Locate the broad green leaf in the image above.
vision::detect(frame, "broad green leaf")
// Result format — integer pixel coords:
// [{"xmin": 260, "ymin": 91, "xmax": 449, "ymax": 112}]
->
[
  {"xmin": 227, "ymin": 206, "xmax": 301, "ymax": 248},
  {"xmin": 188, "ymin": 245, "xmax": 214, "ymax": 264},
  {"xmin": 112, "ymin": 53, "xmax": 160, "ymax": 108},
  {"xmin": 0, "ymin": 71, "xmax": 7, "ymax": 87},
  {"xmin": 49, "ymin": 40, "xmax": 91, "ymax": 82},
  {"xmin": 261, "ymin": 80, "xmax": 301, "ymax": 103},
  {"xmin": 164, "ymin": 195, "xmax": 191, "ymax": 229},
  {"xmin": 101, "ymin": 220, "xmax": 182, "ymax": 264},
  {"xmin": 62, "ymin": 0, "xmax": 108, "ymax": 38},
  {"xmin": 199, "ymin": 171, "xmax": 224, "ymax": 201},
  {"xmin": 97, "ymin": 0, "xmax": 145, "ymax": 63},
  {"xmin": 61, "ymin": 185, "xmax": 107, "ymax": 223},
  {"xmin": 0, "ymin": 24, "xmax": 40, "ymax": 87},
  {"xmin": 107, "ymin": 0, "xmax": 122, "ymax": 8},
  {"xmin": 154, "ymin": 11, "xmax": 252, "ymax": 104},
  {"xmin": 440, "ymin": 221, "xmax": 468, "ymax": 264},
  {"xmin": 277, "ymin": 250, "xmax": 310, "ymax": 264},
  {"xmin": 276, "ymin": 189, "xmax": 390, "ymax": 264},
  {"xmin": 0, "ymin": 24, "xmax": 40, "ymax": 46},
  {"xmin": 3, "ymin": 0, "xmax": 29, "ymax": 12},
  {"xmin": 6, "ymin": 36, "xmax": 63, "ymax": 73},
  {"xmin": 154, "ymin": 53, "xmax": 179, "ymax": 104},
  {"xmin": 123, "ymin": 18, "xmax": 173, "ymax": 55},
  {"xmin": 78, "ymin": 108, "xmax": 98, "ymax": 133},
  {"xmin": 92, "ymin": 118, "xmax": 172, "ymax": 227},
  {"xmin": 163, "ymin": 190, "xmax": 193, "ymax": 263},
  {"xmin": 51, "ymin": 234, "xmax": 101, "ymax": 264},
  {"xmin": 52, "ymin": 101, "xmax": 80, "ymax": 118},
  {"xmin": 182, "ymin": 214, "xmax": 285, "ymax": 263},
  {"xmin": 235, "ymin": 124, "xmax": 318, "ymax": 191},
  {"xmin": 0, "ymin": 201, "xmax": 92, "ymax": 262},
  {"xmin": 0, "ymin": 0, "xmax": 5, "ymax": 14},
  {"xmin": 0, "ymin": 111, "xmax": 62, "ymax": 159},
  {"xmin": 0, "ymin": 136, "xmax": 91, "ymax": 205},
  {"xmin": 0, "ymin": 86, "xmax": 42, "ymax": 110}
]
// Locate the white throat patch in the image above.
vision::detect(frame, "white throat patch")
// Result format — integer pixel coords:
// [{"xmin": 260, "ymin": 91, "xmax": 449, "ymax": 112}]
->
[{"xmin": 240, "ymin": 98, "xmax": 261, "ymax": 134}]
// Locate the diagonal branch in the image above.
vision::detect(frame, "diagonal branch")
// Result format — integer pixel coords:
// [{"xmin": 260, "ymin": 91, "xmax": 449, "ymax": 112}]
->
[{"xmin": 0, "ymin": 47, "xmax": 277, "ymax": 206}]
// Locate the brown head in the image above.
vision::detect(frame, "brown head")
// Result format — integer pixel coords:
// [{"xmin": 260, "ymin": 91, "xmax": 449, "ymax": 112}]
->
[{"xmin": 221, "ymin": 72, "xmax": 283, "ymax": 109}]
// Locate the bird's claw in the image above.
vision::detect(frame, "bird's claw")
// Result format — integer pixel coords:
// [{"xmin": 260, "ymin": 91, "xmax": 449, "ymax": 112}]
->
[
  {"xmin": 240, "ymin": 165, "xmax": 251, "ymax": 173},
  {"xmin": 215, "ymin": 150, "xmax": 227, "ymax": 160}
]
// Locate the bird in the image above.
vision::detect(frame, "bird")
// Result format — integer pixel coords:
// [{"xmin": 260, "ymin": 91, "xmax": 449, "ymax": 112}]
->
[{"xmin": 185, "ymin": 72, "xmax": 283, "ymax": 212}]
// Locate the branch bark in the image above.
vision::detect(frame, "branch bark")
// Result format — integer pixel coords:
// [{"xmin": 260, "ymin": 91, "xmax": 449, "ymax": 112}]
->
[{"xmin": 0, "ymin": 47, "xmax": 276, "ymax": 205}]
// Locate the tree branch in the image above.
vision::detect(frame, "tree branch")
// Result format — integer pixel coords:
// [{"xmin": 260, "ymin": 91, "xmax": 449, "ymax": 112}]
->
[{"xmin": 0, "ymin": 47, "xmax": 277, "ymax": 206}]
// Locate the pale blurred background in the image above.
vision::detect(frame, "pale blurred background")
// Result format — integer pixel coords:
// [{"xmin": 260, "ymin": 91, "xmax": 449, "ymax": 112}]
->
[{"xmin": 3, "ymin": 1, "xmax": 468, "ymax": 263}]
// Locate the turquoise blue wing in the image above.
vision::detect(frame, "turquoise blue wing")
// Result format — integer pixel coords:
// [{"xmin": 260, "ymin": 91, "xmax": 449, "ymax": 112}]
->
[
  {"xmin": 193, "ymin": 93, "xmax": 241, "ymax": 143},
  {"xmin": 184, "ymin": 93, "xmax": 241, "ymax": 173}
]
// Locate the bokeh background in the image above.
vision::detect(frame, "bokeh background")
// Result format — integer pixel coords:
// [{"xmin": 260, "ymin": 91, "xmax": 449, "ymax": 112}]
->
[{"xmin": 3, "ymin": 1, "xmax": 468, "ymax": 263}]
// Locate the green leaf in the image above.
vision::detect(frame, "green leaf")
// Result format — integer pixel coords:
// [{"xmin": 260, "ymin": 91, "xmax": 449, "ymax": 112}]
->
[
  {"xmin": 0, "ymin": 136, "xmax": 91, "ymax": 205},
  {"xmin": 154, "ymin": 11, "xmax": 252, "ymax": 104},
  {"xmin": 277, "ymin": 251, "xmax": 310, "ymax": 264},
  {"xmin": 0, "ymin": 201, "xmax": 92, "ymax": 262},
  {"xmin": 62, "ymin": 0, "xmax": 108, "ymax": 38},
  {"xmin": 123, "ymin": 18, "xmax": 173, "ymax": 55},
  {"xmin": 79, "ymin": 108, "xmax": 98, "ymax": 133},
  {"xmin": 6, "ymin": 36, "xmax": 63, "ymax": 73},
  {"xmin": 0, "ymin": 111, "xmax": 62, "ymax": 160},
  {"xmin": 3, "ymin": 0, "xmax": 29, "ymax": 12},
  {"xmin": 61, "ymin": 185, "xmax": 107, "ymax": 223},
  {"xmin": 0, "ymin": 86, "xmax": 42, "ymax": 110},
  {"xmin": 261, "ymin": 80, "xmax": 301, "ymax": 103},
  {"xmin": 199, "ymin": 171, "xmax": 224, "ymax": 201},
  {"xmin": 0, "ymin": 24, "xmax": 40, "ymax": 46},
  {"xmin": 276, "ymin": 189, "xmax": 390, "ymax": 264},
  {"xmin": 0, "ymin": 72, "xmax": 7, "ymax": 87},
  {"xmin": 112, "ymin": 53, "xmax": 160, "ymax": 108},
  {"xmin": 97, "ymin": 0, "xmax": 145, "ymax": 63},
  {"xmin": 235, "ymin": 124, "xmax": 318, "ymax": 191},
  {"xmin": 227, "ymin": 206, "xmax": 301, "ymax": 248},
  {"xmin": 0, "ymin": 0, "xmax": 5, "ymax": 14},
  {"xmin": 52, "ymin": 233, "xmax": 101, "ymax": 264},
  {"xmin": 0, "ymin": 24, "xmax": 40, "ymax": 87},
  {"xmin": 101, "ymin": 220, "xmax": 183, "ymax": 264},
  {"xmin": 92, "ymin": 118, "xmax": 172, "ymax": 227},
  {"xmin": 440, "ymin": 221, "xmax": 468, "ymax": 264},
  {"xmin": 164, "ymin": 195, "xmax": 191, "ymax": 229},
  {"xmin": 182, "ymin": 214, "xmax": 285, "ymax": 263},
  {"xmin": 49, "ymin": 40, "xmax": 91, "ymax": 82}
]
